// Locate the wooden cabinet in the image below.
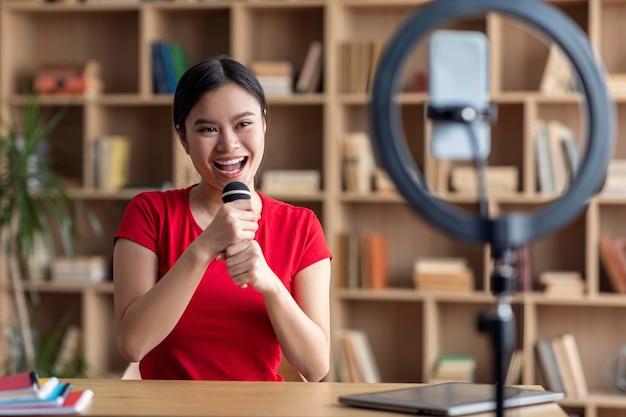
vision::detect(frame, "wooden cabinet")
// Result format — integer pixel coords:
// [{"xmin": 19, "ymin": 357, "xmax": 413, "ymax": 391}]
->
[{"xmin": 1, "ymin": 1, "xmax": 626, "ymax": 415}]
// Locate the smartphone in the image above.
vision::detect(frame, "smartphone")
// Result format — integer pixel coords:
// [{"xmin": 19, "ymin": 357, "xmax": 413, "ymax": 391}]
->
[{"xmin": 429, "ymin": 30, "xmax": 491, "ymax": 160}]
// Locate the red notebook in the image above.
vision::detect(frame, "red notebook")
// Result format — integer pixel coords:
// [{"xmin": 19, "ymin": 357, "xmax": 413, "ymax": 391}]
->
[{"xmin": 0, "ymin": 372, "xmax": 39, "ymax": 398}]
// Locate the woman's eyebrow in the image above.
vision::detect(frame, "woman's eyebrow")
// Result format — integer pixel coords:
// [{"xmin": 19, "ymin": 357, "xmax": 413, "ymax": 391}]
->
[{"xmin": 192, "ymin": 111, "xmax": 256, "ymax": 126}]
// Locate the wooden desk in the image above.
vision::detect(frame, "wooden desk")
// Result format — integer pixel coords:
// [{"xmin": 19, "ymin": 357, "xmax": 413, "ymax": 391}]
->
[{"xmin": 64, "ymin": 379, "xmax": 567, "ymax": 417}]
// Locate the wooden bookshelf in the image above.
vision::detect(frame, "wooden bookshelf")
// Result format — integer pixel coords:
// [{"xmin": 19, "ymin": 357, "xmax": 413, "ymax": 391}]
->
[{"xmin": 1, "ymin": 1, "xmax": 626, "ymax": 415}]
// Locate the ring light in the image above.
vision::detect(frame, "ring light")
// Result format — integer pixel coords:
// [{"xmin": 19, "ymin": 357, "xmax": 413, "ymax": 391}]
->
[{"xmin": 370, "ymin": 0, "xmax": 615, "ymax": 257}]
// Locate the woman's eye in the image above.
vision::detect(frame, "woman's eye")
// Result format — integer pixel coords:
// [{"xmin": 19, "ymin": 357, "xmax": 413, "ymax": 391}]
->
[
  {"xmin": 237, "ymin": 121, "xmax": 251, "ymax": 129},
  {"xmin": 198, "ymin": 126, "xmax": 217, "ymax": 133}
]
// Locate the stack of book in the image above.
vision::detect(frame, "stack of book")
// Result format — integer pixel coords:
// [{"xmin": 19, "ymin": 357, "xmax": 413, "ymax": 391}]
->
[
  {"xmin": 51, "ymin": 256, "xmax": 108, "ymax": 284},
  {"xmin": 0, "ymin": 371, "xmax": 93, "ymax": 415},
  {"xmin": 539, "ymin": 271, "xmax": 584, "ymax": 297},
  {"xmin": 413, "ymin": 257, "xmax": 474, "ymax": 293},
  {"xmin": 260, "ymin": 169, "xmax": 321, "ymax": 195},
  {"xmin": 429, "ymin": 355, "xmax": 476, "ymax": 383},
  {"xmin": 449, "ymin": 165, "xmax": 519, "ymax": 196},
  {"xmin": 250, "ymin": 60, "xmax": 294, "ymax": 95}
]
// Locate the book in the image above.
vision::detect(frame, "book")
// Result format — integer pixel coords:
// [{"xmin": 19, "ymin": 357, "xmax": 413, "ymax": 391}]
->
[
  {"xmin": 158, "ymin": 42, "xmax": 178, "ymax": 93},
  {"xmin": 373, "ymin": 168, "xmax": 396, "ymax": 193},
  {"xmin": 341, "ymin": 131, "xmax": 376, "ymax": 193},
  {"xmin": 429, "ymin": 354, "xmax": 476, "ymax": 383},
  {"xmin": 559, "ymin": 125, "xmax": 580, "ymax": 183},
  {"xmin": 533, "ymin": 119, "xmax": 555, "ymax": 194},
  {"xmin": 414, "ymin": 257, "xmax": 468, "ymax": 274},
  {"xmin": 150, "ymin": 42, "xmax": 170, "ymax": 94},
  {"xmin": 260, "ymin": 170, "xmax": 320, "ymax": 194},
  {"xmin": 598, "ymin": 236, "xmax": 626, "ymax": 294},
  {"xmin": 168, "ymin": 42, "xmax": 189, "ymax": 85},
  {"xmin": 93, "ymin": 134, "xmax": 131, "ymax": 191},
  {"xmin": 0, "ymin": 389, "xmax": 93, "ymax": 415},
  {"xmin": 295, "ymin": 41, "xmax": 322, "ymax": 93},
  {"xmin": 51, "ymin": 256, "xmax": 107, "ymax": 284},
  {"xmin": 547, "ymin": 120, "xmax": 570, "ymax": 194},
  {"xmin": 0, "ymin": 384, "xmax": 71, "ymax": 409},
  {"xmin": 449, "ymin": 165, "xmax": 519, "ymax": 195},
  {"xmin": 602, "ymin": 159, "xmax": 626, "ymax": 195},
  {"xmin": 548, "ymin": 333, "xmax": 588, "ymax": 398},
  {"xmin": 536, "ymin": 338, "xmax": 565, "ymax": 393},
  {"xmin": 539, "ymin": 42, "xmax": 573, "ymax": 94},
  {"xmin": 0, "ymin": 377, "xmax": 59, "ymax": 403},
  {"xmin": 0, "ymin": 372, "xmax": 40, "ymax": 399},
  {"xmin": 558, "ymin": 333, "xmax": 588, "ymax": 397},
  {"xmin": 358, "ymin": 234, "xmax": 388, "ymax": 290},
  {"xmin": 338, "ymin": 40, "xmax": 384, "ymax": 94},
  {"xmin": 338, "ymin": 231, "xmax": 388, "ymax": 289},
  {"xmin": 413, "ymin": 257, "xmax": 474, "ymax": 292},
  {"xmin": 338, "ymin": 330, "xmax": 381, "ymax": 383},
  {"xmin": 250, "ymin": 60, "xmax": 294, "ymax": 95},
  {"xmin": 367, "ymin": 40, "xmax": 384, "ymax": 93},
  {"xmin": 515, "ymin": 246, "xmax": 533, "ymax": 292},
  {"xmin": 505, "ymin": 348, "xmax": 523, "ymax": 386},
  {"xmin": 539, "ymin": 271, "xmax": 584, "ymax": 297},
  {"xmin": 551, "ymin": 335, "xmax": 578, "ymax": 396}
]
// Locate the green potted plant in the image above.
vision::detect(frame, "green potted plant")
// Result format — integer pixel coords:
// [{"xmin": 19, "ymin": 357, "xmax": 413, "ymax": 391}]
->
[{"xmin": 0, "ymin": 95, "xmax": 81, "ymax": 374}]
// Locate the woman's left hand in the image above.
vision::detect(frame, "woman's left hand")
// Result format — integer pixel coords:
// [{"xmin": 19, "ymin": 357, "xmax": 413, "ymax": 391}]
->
[{"xmin": 223, "ymin": 240, "xmax": 279, "ymax": 293}]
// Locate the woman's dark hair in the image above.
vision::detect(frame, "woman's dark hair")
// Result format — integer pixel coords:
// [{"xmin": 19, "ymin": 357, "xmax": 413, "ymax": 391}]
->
[{"xmin": 173, "ymin": 55, "xmax": 268, "ymax": 133}]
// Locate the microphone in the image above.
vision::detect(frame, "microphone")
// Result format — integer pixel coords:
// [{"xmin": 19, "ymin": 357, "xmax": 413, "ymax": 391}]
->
[
  {"xmin": 221, "ymin": 181, "xmax": 252, "ymax": 288},
  {"xmin": 221, "ymin": 181, "xmax": 252, "ymax": 203}
]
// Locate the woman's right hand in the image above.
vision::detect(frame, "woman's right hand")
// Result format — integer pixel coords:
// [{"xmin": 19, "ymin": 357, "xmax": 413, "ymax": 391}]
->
[{"xmin": 202, "ymin": 199, "xmax": 259, "ymax": 259}]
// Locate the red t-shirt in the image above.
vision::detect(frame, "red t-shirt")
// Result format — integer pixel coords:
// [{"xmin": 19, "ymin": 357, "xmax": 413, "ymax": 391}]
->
[{"xmin": 114, "ymin": 186, "xmax": 332, "ymax": 381}]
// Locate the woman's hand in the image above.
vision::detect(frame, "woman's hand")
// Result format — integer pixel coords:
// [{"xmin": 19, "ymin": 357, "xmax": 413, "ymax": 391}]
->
[
  {"xmin": 200, "ymin": 199, "xmax": 259, "ymax": 259},
  {"xmin": 223, "ymin": 240, "xmax": 279, "ymax": 293}
]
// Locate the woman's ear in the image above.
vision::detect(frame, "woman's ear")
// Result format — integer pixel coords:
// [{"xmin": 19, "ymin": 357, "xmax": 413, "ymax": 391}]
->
[
  {"xmin": 176, "ymin": 125, "xmax": 190, "ymax": 154},
  {"xmin": 262, "ymin": 109, "xmax": 267, "ymax": 134}
]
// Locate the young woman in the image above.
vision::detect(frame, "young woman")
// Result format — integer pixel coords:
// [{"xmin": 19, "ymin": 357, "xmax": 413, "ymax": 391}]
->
[{"xmin": 113, "ymin": 56, "xmax": 332, "ymax": 382}]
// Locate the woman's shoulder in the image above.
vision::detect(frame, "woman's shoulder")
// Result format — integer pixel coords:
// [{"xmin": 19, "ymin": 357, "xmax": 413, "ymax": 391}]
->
[
  {"xmin": 131, "ymin": 185, "xmax": 193, "ymax": 207},
  {"xmin": 258, "ymin": 192, "xmax": 321, "ymax": 229},
  {"xmin": 259, "ymin": 192, "xmax": 315, "ymax": 216}
]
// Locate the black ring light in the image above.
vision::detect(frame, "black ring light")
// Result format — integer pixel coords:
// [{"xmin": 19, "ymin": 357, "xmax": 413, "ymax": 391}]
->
[
  {"xmin": 370, "ymin": 0, "xmax": 615, "ymax": 256},
  {"xmin": 370, "ymin": 1, "xmax": 615, "ymax": 415}
]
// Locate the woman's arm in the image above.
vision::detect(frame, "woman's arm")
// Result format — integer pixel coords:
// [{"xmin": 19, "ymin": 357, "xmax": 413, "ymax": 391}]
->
[
  {"xmin": 265, "ymin": 259, "xmax": 332, "ymax": 382},
  {"xmin": 113, "ymin": 237, "xmax": 214, "ymax": 362},
  {"xmin": 224, "ymin": 241, "xmax": 331, "ymax": 382}
]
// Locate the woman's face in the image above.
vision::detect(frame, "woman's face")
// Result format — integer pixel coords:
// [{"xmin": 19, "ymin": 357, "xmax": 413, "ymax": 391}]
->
[{"xmin": 180, "ymin": 83, "xmax": 266, "ymax": 192}]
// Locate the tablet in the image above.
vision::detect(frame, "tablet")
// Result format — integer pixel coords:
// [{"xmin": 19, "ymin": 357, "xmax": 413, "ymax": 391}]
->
[{"xmin": 338, "ymin": 382, "xmax": 564, "ymax": 416}]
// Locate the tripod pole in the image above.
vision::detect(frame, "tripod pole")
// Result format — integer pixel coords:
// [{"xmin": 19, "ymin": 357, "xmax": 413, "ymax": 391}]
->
[{"xmin": 478, "ymin": 253, "xmax": 517, "ymax": 417}]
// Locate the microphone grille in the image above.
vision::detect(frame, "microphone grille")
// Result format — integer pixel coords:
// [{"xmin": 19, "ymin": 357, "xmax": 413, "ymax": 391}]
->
[{"xmin": 221, "ymin": 182, "xmax": 252, "ymax": 203}]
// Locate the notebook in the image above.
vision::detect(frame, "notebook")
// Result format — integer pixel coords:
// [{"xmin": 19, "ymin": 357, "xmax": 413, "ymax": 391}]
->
[{"xmin": 338, "ymin": 382, "xmax": 564, "ymax": 416}]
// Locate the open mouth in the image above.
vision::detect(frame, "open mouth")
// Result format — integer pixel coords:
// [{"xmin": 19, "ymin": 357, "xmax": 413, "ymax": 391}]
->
[{"xmin": 213, "ymin": 156, "xmax": 248, "ymax": 174}]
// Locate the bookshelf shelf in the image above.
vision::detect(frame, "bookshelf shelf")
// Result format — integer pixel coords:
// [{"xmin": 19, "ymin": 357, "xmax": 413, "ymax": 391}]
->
[{"xmin": 0, "ymin": 1, "xmax": 625, "ymax": 415}]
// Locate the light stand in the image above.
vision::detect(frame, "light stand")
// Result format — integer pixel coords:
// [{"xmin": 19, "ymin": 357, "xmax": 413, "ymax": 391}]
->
[{"xmin": 370, "ymin": 1, "xmax": 615, "ymax": 416}]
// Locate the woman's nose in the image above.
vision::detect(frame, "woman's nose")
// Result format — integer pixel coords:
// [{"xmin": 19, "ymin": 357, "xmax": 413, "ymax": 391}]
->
[{"xmin": 217, "ymin": 129, "xmax": 240, "ymax": 151}]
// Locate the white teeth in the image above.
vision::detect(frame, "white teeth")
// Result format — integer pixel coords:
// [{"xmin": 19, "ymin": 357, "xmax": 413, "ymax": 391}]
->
[{"xmin": 215, "ymin": 157, "xmax": 245, "ymax": 166}]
